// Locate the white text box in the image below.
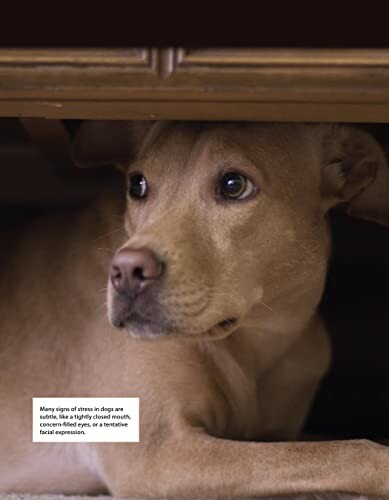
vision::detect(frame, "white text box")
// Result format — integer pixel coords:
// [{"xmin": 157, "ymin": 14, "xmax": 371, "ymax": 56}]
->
[{"xmin": 33, "ymin": 397, "xmax": 139, "ymax": 442}]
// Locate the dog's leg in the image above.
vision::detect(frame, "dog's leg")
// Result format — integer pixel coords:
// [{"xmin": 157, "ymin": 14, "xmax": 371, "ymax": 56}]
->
[{"xmin": 101, "ymin": 433, "xmax": 388, "ymax": 497}]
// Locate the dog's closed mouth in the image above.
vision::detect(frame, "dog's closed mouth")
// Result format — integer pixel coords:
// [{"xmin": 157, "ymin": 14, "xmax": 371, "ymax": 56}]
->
[
  {"xmin": 116, "ymin": 312, "xmax": 239, "ymax": 339},
  {"xmin": 117, "ymin": 311, "xmax": 167, "ymax": 337}
]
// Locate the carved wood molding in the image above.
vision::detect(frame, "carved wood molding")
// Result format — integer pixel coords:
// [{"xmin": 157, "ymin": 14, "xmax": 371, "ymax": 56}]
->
[
  {"xmin": 175, "ymin": 48, "xmax": 389, "ymax": 66},
  {"xmin": 0, "ymin": 48, "xmax": 154, "ymax": 66},
  {"xmin": 0, "ymin": 47, "xmax": 389, "ymax": 121}
]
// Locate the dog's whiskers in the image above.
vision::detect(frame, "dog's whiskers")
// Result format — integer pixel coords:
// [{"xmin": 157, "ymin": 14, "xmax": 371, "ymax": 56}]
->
[
  {"xmin": 258, "ymin": 300, "xmax": 273, "ymax": 312},
  {"xmin": 95, "ymin": 301, "xmax": 108, "ymax": 314},
  {"xmin": 97, "ymin": 247, "xmax": 116, "ymax": 254},
  {"xmin": 93, "ymin": 227, "xmax": 123, "ymax": 243}
]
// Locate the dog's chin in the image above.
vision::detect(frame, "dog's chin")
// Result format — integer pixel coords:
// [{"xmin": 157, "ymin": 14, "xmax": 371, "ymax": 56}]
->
[
  {"xmin": 123, "ymin": 313, "xmax": 175, "ymax": 339},
  {"xmin": 110, "ymin": 312, "xmax": 240, "ymax": 340}
]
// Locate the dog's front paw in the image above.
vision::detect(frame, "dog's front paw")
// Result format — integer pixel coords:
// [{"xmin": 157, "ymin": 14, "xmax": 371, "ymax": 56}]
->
[{"xmin": 361, "ymin": 439, "xmax": 389, "ymax": 495}]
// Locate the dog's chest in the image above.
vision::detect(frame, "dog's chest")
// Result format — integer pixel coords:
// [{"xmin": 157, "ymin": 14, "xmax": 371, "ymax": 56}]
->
[
  {"xmin": 214, "ymin": 363, "xmax": 306, "ymax": 442},
  {"xmin": 204, "ymin": 343, "xmax": 262, "ymax": 441},
  {"xmin": 206, "ymin": 340, "xmax": 308, "ymax": 442}
]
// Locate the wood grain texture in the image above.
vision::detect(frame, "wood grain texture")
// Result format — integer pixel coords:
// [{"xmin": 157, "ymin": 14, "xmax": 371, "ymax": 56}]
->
[
  {"xmin": 0, "ymin": 492, "xmax": 384, "ymax": 499},
  {"xmin": 0, "ymin": 47, "xmax": 389, "ymax": 120}
]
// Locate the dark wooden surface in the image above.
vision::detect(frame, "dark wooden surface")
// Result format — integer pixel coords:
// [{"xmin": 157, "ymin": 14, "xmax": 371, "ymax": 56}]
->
[
  {"xmin": 0, "ymin": 494, "xmax": 385, "ymax": 499},
  {"xmin": 2, "ymin": 48, "xmax": 389, "ymax": 120}
]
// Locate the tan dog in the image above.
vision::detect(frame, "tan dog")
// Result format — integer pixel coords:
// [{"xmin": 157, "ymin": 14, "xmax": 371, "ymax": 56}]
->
[{"xmin": 1, "ymin": 121, "xmax": 389, "ymax": 497}]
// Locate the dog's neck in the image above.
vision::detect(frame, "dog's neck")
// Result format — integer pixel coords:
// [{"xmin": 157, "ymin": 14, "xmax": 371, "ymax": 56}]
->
[{"xmin": 218, "ymin": 305, "xmax": 319, "ymax": 376}]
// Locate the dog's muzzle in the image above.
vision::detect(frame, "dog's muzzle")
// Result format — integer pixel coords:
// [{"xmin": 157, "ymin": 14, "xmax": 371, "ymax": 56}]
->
[{"xmin": 108, "ymin": 246, "xmax": 240, "ymax": 339}]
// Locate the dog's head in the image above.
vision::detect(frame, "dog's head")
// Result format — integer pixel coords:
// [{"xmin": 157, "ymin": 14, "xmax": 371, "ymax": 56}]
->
[{"xmin": 73, "ymin": 121, "xmax": 389, "ymax": 339}]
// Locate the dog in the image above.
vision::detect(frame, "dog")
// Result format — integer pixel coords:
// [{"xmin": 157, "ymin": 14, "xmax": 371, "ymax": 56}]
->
[{"xmin": 1, "ymin": 120, "xmax": 389, "ymax": 497}]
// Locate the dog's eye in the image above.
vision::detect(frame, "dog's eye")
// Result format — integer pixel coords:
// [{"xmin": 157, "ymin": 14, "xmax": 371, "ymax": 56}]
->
[
  {"xmin": 219, "ymin": 172, "xmax": 255, "ymax": 200},
  {"xmin": 128, "ymin": 174, "xmax": 147, "ymax": 199}
]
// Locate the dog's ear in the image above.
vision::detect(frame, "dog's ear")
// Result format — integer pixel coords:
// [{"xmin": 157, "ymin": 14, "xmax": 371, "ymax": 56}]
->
[
  {"xmin": 71, "ymin": 120, "xmax": 154, "ymax": 168},
  {"xmin": 321, "ymin": 125, "xmax": 389, "ymax": 226}
]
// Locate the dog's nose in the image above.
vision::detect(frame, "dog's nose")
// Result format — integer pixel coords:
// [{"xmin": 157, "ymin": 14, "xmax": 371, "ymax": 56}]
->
[{"xmin": 110, "ymin": 247, "xmax": 163, "ymax": 296}]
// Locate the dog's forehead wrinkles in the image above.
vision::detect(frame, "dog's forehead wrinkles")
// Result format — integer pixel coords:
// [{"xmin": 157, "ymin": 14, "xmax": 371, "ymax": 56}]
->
[
  {"xmin": 138, "ymin": 123, "xmax": 256, "ymax": 169},
  {"xmin": 137, "ymin": 122, "xmax": 314, "ymax": 178},
  {"xmin": 139, "ymin": 123, "xmax": 200, "ymax": 164}
]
